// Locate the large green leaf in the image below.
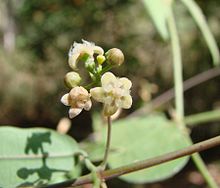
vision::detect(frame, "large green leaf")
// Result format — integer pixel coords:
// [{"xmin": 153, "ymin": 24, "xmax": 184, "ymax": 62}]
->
[
  {"xmin": 85, "ymin": 114, "xmax": 189, "ymax": 183},
  {"xmin": 0, "ymin": 126, "xmax": 81, "ymax": 187},
  {"xmin": 143, "ymin": 0, "xmax": 172, "ymax": 40}
]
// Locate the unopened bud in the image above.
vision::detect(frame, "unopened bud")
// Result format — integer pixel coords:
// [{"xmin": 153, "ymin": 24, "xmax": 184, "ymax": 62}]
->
[
  {"xmin": 85, "ymin": 58, "xmax": 96, "ymax": 72},
  {"xmin": 97, "ymin": 55, "xmax": 106, "ymax": 65},
  {"xmin": 106, "ymin": 48, "xmax": 124, "ymax": 66},
  {"xmin": 64, "ymin": 72, "xmax": 81, "ymax": 88}
]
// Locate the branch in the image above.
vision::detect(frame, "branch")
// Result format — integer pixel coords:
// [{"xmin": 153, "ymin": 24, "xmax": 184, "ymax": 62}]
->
[
  {"xmin": 130, "ymin": 67, "xmax": 220, "ymax": 118},
  {"xmin": 45, "ymin": 135, "xmax": 220, "ymax": 188}
]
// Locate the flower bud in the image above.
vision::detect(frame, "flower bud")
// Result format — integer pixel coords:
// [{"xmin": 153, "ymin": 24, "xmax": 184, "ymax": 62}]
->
[
  {"xmin": 64, "ymin": 72, "xmax": 81, "ymax": 88},
  {"xmin": 97, "ymin": 55, "xmax": 106, "ymax": 65},
  {"xmin": 106, "ymin": 48, "xmax": 124, "ymax": 66}
]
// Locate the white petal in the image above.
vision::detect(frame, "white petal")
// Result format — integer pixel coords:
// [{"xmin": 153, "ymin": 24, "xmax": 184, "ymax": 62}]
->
[
  {"xmin": 61, "ymin": 94, "xmax": 70, "ymax": 106},
  {"xmin": 103, "ymin": 104, "xmax": 118, "ymax": 116},
  {"xmin": 69, "ymin": 42, "xmax": 78, "ymax": 56},
  {"xmin": 119, "ymin": 77, "xmax": 132, "ymax": 90},
  {"xmin": 76, "ymin": 101, "xmax": 85, "ymax": 108},
  {"xmin": 115, "ymin": 98, "xmax": 123, "ymax": 108},
  {"xmin": 73, "ymin": 41, "xmax": 80, "ymax": 48},
  {"xmin": 69, "ymin": 108, "xmax": 82, "ymax": 118},
  {"xmin": 84, "ymin": 100, "xmax": 92, "ymax": 111},
  {"xmin": 121, "ymin": 95, "xmax": 132, "ymax": 109},
  {"xmin": 90, "ymin": 87, "xmax": 105, "ymax": 103},
  {"xmin": 82, "ymin": 39, "xmax": 94, "ymax": 46},
  {"xmin": 101, "ymin": 72, "xmax": 117, "ymax": 88},
  {"xmin": 68, "ymin": 53, "xmax": 80, "ymax": 70},
  {"xmin": 104, "ymin": 96, "xmax": 114, "ymax": 105},
  {"xmin": 94, "ymin": 46, "xmax": 104, "ymax": 55}
]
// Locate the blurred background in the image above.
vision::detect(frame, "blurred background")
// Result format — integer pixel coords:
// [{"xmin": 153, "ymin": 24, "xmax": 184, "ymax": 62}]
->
[{"xmin": 0, "ymin": 0, "xmax": 220, "ymax": 187}]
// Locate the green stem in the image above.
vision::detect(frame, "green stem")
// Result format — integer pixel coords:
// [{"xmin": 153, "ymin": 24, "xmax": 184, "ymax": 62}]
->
[
  {"xmin": 80, "ymin": 153, "xmax": 102, "ymax": 188},
  {"xmin": 167, "ymin": 7, "xmax": 218, "ymax": 188},
  {"xmin": 185, "ymin": 109, "xmax": 220, "ymax": 127},
  {"xmin": 168, "ymin": 14, "xmax": 184, "ymax": 119},
  {"xmin": 100, "ymin": 64, "xmax": 113, "ymax": 75},
  {"xmin": 100, "ymin": 116, "xmax": 112, "ymax": 169}
]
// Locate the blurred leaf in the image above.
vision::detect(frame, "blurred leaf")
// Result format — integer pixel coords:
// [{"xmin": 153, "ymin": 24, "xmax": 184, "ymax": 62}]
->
[
  {"xmin": 143, "ymin": 0, "xmax": 172, "ymax": 40},
  {"xmin": 0, "ymin": 126, "xmax": 82, "ymax": 187},
  {"xmin": 81, "ymin": 141, "xmax": 106, "ymax": 162},
  {"xmin": 85, "ymin": 114, "xmax": 189, "ymax": 183},
  {"xmin": 180, "ymin": 0, "xmax": 220, "ymax": 65}
]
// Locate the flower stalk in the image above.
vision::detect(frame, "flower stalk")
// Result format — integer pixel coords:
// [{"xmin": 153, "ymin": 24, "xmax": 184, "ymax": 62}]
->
[{"xmin": 100, "ymin": 116, "xmax": 112, "ymax": 170}]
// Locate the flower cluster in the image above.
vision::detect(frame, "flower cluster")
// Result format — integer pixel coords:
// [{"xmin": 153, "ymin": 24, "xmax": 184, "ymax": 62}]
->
[{"xmin": 61, "ymin": 40, "xmax": 132, "ymax": 118}]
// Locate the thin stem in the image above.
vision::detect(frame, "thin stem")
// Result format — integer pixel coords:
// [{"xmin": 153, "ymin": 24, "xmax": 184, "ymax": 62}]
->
[
  {"xmin": 168, "ymin": 9, "xmax": 184, "ymax": 119},
  {"xmin": 167, "ymin": 7, "xmax": 218, "ymax": 188},
  {"xmin": 185, "ymin": 109, "xmax": 220, "ymax": 127},
  {"xmin": 100, "ymin": 64, "xmax": 113, "ymax": 75},
  {"xmin": 100, "ymin": 116, "xmax": 112, "ymax": 169},
  {"xmin": 45, "ymin": 135, "xmax": 220, "ymax": 188}
]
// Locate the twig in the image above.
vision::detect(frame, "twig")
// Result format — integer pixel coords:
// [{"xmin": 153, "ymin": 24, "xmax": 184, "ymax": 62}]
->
[
  {"xmin": 129, "ymin": 67, "xmax": 220, "ymax": 118},
  {"xmin": 45, "ymin": 135, "xmax": 220, "ymax": 188}
]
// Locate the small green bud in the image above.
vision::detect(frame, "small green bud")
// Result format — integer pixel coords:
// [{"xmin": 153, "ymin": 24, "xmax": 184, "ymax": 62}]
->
[
  {"xmin": 85, "ymin": 58, "xmax": 96, "ymax": 73},
  {"xmin": 97, "ymin": 55, "xmax": 106, "ymax": 65},
  {"xmin": 106, "ymin": 48, "xmax": 124, "ymax": 66},
  {"xmin": 64, "ymin": 72, "xmax": 81, "ymax": 88}
]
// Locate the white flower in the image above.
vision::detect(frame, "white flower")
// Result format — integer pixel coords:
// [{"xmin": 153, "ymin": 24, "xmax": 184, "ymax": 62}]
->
[
  {"xmin": 61, "ymin": 86, "xmax": 92, "ymax": 118},
  {"xmin": 90, "ymin": 72, "xmax": 132, "ymax": 116},
  {"xmin": 68, "ymin": 39, "xmax": 104, "ymax": 70}
]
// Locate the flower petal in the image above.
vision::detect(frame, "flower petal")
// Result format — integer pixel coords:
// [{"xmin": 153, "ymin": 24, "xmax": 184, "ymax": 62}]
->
[
  {"xmin": 69, "ymin": 108, "xmax": 82, "ymax": 118},
  {"xmin": 90, "ymin": 87, "xmax": 105, "ymax": 102},
  {"xmin": 68, "ymin": 53, "xmax": 80, "ymax": 70},
  {"xmin": 61, "ymin": 94, "xmax": 70, "ymax": 106},
  {"xmin": 119, "ymin": 77, "xmax": 132, "ymax": 90},
  {"xmin": 84, "ymin": 100, "xmax": 92, "ymax": 111},
  {"xmin": 82, "ymin": 39, "xmax": 94, "ymax": 46},
  {"xmin": 94, "ymin": 46, "xmax": 104, "ymax": 55},
  {"xmin": 103, "ymin": 104, "xmax": 118, "ymax": 116},
  {"xmin": 101, "ymin": 72, "xmax": 117, "ymax": 88},
  {"xmin": 121, "ymin": 95, "xmax": 132, "ymax": 109}
]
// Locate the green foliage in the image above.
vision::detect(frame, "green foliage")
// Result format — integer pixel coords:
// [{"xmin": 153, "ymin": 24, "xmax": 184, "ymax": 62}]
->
[
  {"xmin": 180, "ymin": 0, "xmax": 220, "ymax": 65},
  {"xmin": 143, "ymin": 0, "xmax": 219, "ymax": 65},
  {"xmin": 143, "ymin": 0, "xmax": 171, "ymax": 40},
  {"xmin": 0, "ymin": 126, "xmax": 82, "ymax": 187},
  {"xmin": 83, "ymin": 114, "xmax": 190, "ymax": 183}
]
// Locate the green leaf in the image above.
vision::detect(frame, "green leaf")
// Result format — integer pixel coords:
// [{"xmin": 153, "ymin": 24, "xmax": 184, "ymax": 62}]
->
[
  {"xmin": 85, "ymin": 114, "xmax": 190, "ymax": 183},
  {"xmin": 108, "ymin": 115, "xmax": 189, "ymax": 183},
  {"xmin": 80, "ymin": 141, "xmax": 106, "ymax": 162},
  {"xmin": 0, "ymin": 126, "xmax": 82, "ymax": 187},
  {"xmin": 180, "ymin": 0, "xmax": 220, "ymax": 66},
  {"xmin": 143, "ymin": 0, "xmax": 172, "ymax": 40}
]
